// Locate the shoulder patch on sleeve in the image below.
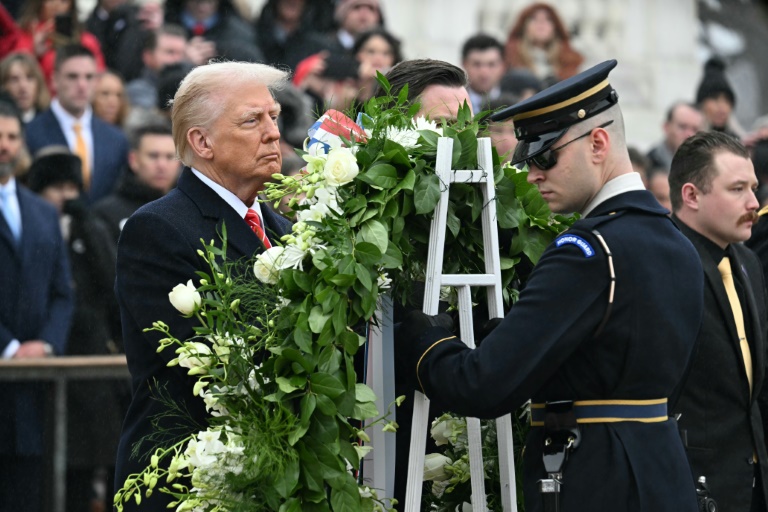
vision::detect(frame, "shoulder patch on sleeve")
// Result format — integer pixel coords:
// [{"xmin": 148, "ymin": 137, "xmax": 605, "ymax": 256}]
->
[{"xmin": 555, "ymin": 234, "xmax": 596, "ymax": 257}]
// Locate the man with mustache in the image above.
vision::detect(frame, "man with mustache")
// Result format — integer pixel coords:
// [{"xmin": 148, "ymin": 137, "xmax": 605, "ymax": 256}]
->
[{"xmin": 669, "ymin": 130, "xmax": 768, "ymax": 511}]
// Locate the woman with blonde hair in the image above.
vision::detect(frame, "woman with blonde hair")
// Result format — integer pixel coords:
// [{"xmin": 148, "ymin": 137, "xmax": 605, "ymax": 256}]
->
[
  {"xmin": 0, "ymin": 52, "xmax": 50, "ymax": 123},
  {"xmin": 504, "ymin": 2, "xmax": 583, "ymax": 85}
]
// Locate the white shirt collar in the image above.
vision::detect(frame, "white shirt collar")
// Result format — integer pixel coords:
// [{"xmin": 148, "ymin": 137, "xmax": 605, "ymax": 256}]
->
[
  {"xmin": 582, "ymin": 172, "xmax": 645, "ymax": 217},
  {"xmin": 190, "ymin": 167, "xmax": 265, "ymax": 220},
  {"xmin": 51, "ymin": 98, "xmax": 92, "ymax": 127}
]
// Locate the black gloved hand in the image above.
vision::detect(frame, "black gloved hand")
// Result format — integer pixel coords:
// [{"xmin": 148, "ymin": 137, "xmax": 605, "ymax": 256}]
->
[
  {"xmin": 476, "ymin": 316, "xmax": 503, "ymax": 347},
  {"xmin": 394, "ymin": 310, "xmax": 455, "ymax": 392}
]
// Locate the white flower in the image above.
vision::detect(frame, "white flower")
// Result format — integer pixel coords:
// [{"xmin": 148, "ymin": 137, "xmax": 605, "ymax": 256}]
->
[
  {"xmin": 377, "ymin": 273, "xmax": 392, "ymax": 290},
  {"xmin": 385, "ymin": 126, "xmax": 420, "ymax": 149},
  {"xmin": 297, "ymin": 208, "xmax": 323, "ymax": 223},
  {"xmin": 457, "ymin": 503, "xmax": 473, "ymax": 512},
  {"xmin": 280, "ymin": 244, "xmax": 307, "ymax": 270},
  {"xmin": 423, "ymin": 453, "xmax": 451, "ymax": 482},
  {"xmin": 176, "ymin": 342, "xmax": 213, "ymax": 371},
  {"xmin": 414, "ymin": 116, "xmax": 443, "ymax": 136},
  {"xmin": 253, "ymin": 246, "xmax": 284, "ymax": 284},
  {"xmin": 430, "ymin": 415, "xmax": 465, "ymax": 446},
  {"xmin": 323, "ymin": 147, "xmax": 359, "ymax": 186},
  {"xmin": 302, "ymin": 152, "xmax": 327, "ymax": 174},
  {"xmin": 168, "ymin": 280, "xmax": 201, "ymax": 316}
]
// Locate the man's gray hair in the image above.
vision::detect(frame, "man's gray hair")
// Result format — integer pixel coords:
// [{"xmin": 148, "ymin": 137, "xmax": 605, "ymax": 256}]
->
[{"xmin": 171, "ymin": 61, "xmax": 290, "ymax": 165}]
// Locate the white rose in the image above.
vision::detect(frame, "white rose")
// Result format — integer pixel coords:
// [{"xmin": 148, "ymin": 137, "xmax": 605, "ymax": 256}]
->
[
  {"xmin": 168, "ymin": 279, "xmax": 201, "ymax": 316},
  {"xmin": 430, "ymin": 415, "xmax": 464, "ymax": 446},
  {"xmin": 323, "ymin": 147, "xmax": 359, "ymax": 186},
  {"xmin": 253, "ymin": 246, "xmax": 284, "ymax": 284},
  {"xmin": 423, "ymin": 453, "xmax": 451, "ymax": 482}
]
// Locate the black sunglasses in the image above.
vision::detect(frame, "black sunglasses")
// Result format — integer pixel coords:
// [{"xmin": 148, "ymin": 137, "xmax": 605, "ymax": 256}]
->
[{"xmin": 525, "ymin": 120, "xmax": 615, "ymax": 171}]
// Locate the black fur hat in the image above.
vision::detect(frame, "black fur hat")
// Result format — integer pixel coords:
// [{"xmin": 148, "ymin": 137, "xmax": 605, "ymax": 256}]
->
[{"xmin": 26, "ymin": 149, "xmax": 83, "ymax": 193}]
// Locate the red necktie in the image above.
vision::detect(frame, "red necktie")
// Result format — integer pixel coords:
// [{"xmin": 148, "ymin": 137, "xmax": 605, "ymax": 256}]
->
[
  {"xmin": 245, "ymin": 209, "xmax": 272, "ymax": 248},
  {"xmin": 193, "ymin": 23, "xmax": 205, "ymax": 36}
]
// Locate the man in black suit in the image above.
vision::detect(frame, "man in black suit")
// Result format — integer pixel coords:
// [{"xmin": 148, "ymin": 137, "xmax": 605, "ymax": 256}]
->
[
  {"xmin": 114, "ymin": 61, "xmax": 292, "ymax": 511},
  {"xmin": 0, "ymin": 102, "xmax": 74, "ymax": 511},
  {"xmin": 670, "ymin": 131, "xmax": 768, "ymax": 511}
]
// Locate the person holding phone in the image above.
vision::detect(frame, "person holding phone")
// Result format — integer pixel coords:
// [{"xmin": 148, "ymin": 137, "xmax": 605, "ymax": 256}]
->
[{"xmin": 3, "ymin": 0, "xmax": 105, "ymax": 90}]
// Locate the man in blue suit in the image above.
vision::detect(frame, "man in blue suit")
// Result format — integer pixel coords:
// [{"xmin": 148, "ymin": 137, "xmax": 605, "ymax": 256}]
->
[
  {"xmin": 114, "ymin": 61, "xmax": 292, "ymax": 512},
  {"xmin": 0, "ymin": 103, "xmax": 74, "ymax": 511},
  {"xmin": 25, "ymin": 44, "xmax": 129, "ymax": 203}
]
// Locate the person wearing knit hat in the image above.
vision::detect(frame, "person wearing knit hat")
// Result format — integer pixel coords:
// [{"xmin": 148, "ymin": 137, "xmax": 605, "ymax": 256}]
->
[
  {"xmin": 332, "ymin": 0, "xmax": 382, "ymax": 51},
  {"xmin": 696, "ymin": 57, "xmax": 741, "ymax": 138}
]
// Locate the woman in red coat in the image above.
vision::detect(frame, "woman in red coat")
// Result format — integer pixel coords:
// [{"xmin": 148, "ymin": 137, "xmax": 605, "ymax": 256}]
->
[{"xmin": 2, "ymin": 0, "xmax": 105, "ymax": 92}]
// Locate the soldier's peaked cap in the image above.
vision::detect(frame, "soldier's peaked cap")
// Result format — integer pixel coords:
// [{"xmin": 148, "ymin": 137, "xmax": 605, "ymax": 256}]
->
[{"xmin": 491, "ymin": 60, "xmax": 619, "ymax": 165}]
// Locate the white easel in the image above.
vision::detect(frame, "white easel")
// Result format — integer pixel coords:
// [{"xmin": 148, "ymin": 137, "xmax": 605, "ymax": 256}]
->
[
  {"xmin": 367, "ymin": 138, "xmax": 517, "ymax": 510},
  {"xmin": 404, "ymin": 137, "xmax": 518, "ymax": 512}
]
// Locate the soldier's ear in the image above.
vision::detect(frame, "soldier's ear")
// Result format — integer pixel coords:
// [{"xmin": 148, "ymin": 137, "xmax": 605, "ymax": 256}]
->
[
  {"xmin": 680, "ymin": 182, "xmax": 700, "ymax": 211},
  {"xmin": 589, "ymin": 126, "xmax": 610, "ymax": 164}
]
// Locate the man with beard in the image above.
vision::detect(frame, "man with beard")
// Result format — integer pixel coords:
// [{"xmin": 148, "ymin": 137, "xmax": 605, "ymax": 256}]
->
[
  {"xmin": 0, "ymin": 102, "xmax": 73, "ymax": 512},
  {"xmin": 669, "ymin": 131, "xmax": 768, "ymax": 511}
]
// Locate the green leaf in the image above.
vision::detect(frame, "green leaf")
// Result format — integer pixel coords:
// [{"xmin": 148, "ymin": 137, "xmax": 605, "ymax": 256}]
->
[
  {"xmin": 304, "ymin": 438, "xmax": 345, "ymax": 479},
  {"xmin": 391, "ymin": 168, "xmax": 416, "ymax": 196},
  {"xmin": 274, "ymin": 458, "xmax": 300, "ymax": 499},
  {"xmin": 293, "ymin": 328, "xmax": 313, "ymax": 353},
  {"xmin": 339, "ymin": 331, "xmax": 360, "ymax": 356},
  {"xmin": 358, "ymin": 163, "xmax": 398, "ymax": 190},
  {"xmin": 315, "ymin": 393, "xmax": 338, "ymax": 416},
  {"xmin": 418, "ymin": 129, "xmax": 439, "ymax": 148},
  {"xmin": 455, "ymin": 128, "xmax": 478, "ymax": 170},
  {"xmin": 358, "ymin": 219, "xmax": 389, "ymax": 254},
  {"xmin": 499, "ymin": 256, "xmax": 519, "ymax": 270},
  {"xmin": 355, "ymin": 383, "xmax": 377, "ymax": 403},
  {"xmin": 318, "ymin": 345, "xmax": 341, "ymax": 374},
  {"xmin": 330, "ymin": 473, "xmax": 361, "ymax": 511},
  {"xmin": 354, "ymin": 242, "xmax": 382, "ymax": 265},
  {"xmin": 352, "ymin": 400, "xmax": 379, "ymax": 420},
  {"xmin": 414, "ymin": 173, "xmax": 441, "ymax": 214},
  {"xmin": 338, "ymin": 440, "xmax": 360, "ymax": 471},
  {"xmin": 276, "ymin": 376, "xmax": 304, "ymax": 393},
  {"xmin": 310, "ymin": 372, "xmax": 346, "ymax": 399},
  {"xmin": 293, "ymin": 270, "xmax": 312, "ymax": 293},
  {"xmin": 308, "ymin": 306, "xmax": 331, "ymax": 334},
  {"xmin": 298, "ymin": 443, "xmax": 325, "ymax": 492},
  {"xmin": 380, "ymin": 243, "xmax": 403, "ymax": 269},
  {"xmin": 300, "ymin": 394, "xmax": 316, "ymax": 426},
  {"xmin": 522, "ymin": 228, "xmax": 552, "ymax": 265},
  {"xmin": 355, "ymin": 263, "xmax": 373, "ymax": 292},
  {"xmin": 308, "ymin": 411, "xmax": 340, "ymax": 448},
  {"xmin": 328, "ymin": 274, "xmax": 356, "ymax": 287},
  {"xmin": 331, "ymin": 300, "xmax": 348, "ymax": 335},
  {"xmin": 278, "ymin": 497, "xmax": 301, "ymax": 512}
]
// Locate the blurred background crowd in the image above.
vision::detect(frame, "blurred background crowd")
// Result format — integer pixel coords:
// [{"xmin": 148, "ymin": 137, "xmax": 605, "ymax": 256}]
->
[{"xmin": 1, "ymin": 0, "xmax": 767, "ymax": 510}]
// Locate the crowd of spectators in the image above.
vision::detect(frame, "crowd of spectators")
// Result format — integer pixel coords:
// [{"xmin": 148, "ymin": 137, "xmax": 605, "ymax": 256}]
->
[{"xmin": 2, "ymin": 1, "xmax": 768, "ymax": 510}]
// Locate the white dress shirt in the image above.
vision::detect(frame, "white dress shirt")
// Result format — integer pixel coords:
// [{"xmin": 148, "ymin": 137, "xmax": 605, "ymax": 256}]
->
[
  {"xmin": 50, "ymin": 99, "xmax": 94, "ymax": 168},
  {"xmin": 1, "ymin": 177, "xmax": 20, "ymax": 359},
  {"xmin": 190, "ymin": 168, "xmax": 268, "ymax": 224},
  {"xmin": 582, "ymin": 172, "xmax": 645, "ymax": 217}
]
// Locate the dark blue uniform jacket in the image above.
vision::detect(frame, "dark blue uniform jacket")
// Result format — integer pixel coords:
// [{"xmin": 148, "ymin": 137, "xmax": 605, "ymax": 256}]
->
[{"xmin": 414, "ymin": 189, "xmax": 704, "ymax": 512}]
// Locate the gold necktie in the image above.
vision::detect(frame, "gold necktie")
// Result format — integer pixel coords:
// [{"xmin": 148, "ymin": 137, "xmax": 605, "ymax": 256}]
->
[
  {"xmin": 718, "ymin": 256, "xmax": 753, "ymax": 395},
  {"xmin": 72, "ymin": 123, "xmax": 90, "ymax": 190}
]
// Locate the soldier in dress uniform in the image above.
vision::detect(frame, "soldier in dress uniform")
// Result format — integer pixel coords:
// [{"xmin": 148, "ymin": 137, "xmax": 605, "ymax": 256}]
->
[{"xmin": 398, "ymin": 60, "xmax": 705, "ymax": 512}]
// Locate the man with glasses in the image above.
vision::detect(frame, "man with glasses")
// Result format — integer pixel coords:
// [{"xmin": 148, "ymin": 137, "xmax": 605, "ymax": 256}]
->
[{"xmin": 396, "ymin": 60, "xmax": 704, "ymax": 511}]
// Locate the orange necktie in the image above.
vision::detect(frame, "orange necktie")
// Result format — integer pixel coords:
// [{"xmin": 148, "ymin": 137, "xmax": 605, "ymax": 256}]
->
[{"xmin": 72, "ymin": 123, "xmax": 90, "ymax": 190}]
